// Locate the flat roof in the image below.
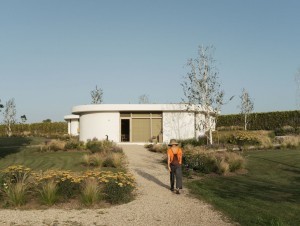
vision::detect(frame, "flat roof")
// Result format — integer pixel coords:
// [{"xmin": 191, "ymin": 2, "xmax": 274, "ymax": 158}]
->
[
  {"xmin": 72, "ymin": 104, "xmax": 207, "ymax": 114},
  {"xmin": 64, "ymin": 115, "xmax": 80, "ymax": 120}
]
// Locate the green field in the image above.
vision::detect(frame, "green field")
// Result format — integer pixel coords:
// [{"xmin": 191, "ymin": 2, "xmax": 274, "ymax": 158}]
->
[
  {"xmin": 0, "ymin": 137, "xmax": 88, "ymax": 171},
  {"xmin": 187, "ymin": 149, "xmax": 300, "ymax": 226}
]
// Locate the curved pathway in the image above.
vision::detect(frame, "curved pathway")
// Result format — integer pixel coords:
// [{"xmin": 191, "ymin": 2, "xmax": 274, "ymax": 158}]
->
[{"xmin": 0, "ymin": 145, "xmax": 233, "ymax": 226}]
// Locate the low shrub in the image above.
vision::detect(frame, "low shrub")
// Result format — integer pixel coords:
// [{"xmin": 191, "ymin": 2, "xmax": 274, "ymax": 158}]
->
[
  {"xmin": 228, "ymin": 131, "xmax": 260, "ymax": 146},
  {"xmin": 86, "ymin": 138, "xmax": 120, "ymax": 153},
  {"xmin": 0, "ymin": 166, "xmax": 136, "ymax": 208},
  {"xmin": 86, "ymin": 138, "xmax": 103, "ymax": 153},
  {"xmin": 102, "ymin": 172, "xmax": 135, "ymax": 204},
  {"xmin": 144, "ymin": 143, "xmax": 168, "ymax": 153},
  {"xmin": 217, "ymin": 126, "xmax": 244, "ymax": 131},
  {"xmin": 183, "ymin": 149, "xmax": 245, "ymax": 175},
  {"xmin": 102, "ymin": 157, "xmax": 114, "ymax": 168},
  {"xmin": 185, "ymin": 153, "xmax": 218, "ymax": 173},
  {"xmin": 178, "ymin": 138, "xmax": 207, "ymax": 148},
  {"xmin": 276, "ymin": 135, "xmax": 300, "ymax": 148},
  {"xmin": 111, "ymin": 145, "xmax": 123, "ymax": 153},
  {"xmin": 35, "ymin": 170, "xmax": 80, "ymax": 199},
  {"xmin": 40, "ymin": 140, "xmax": 66, "ymax": 152},
  {"xmin": 64, "ymin": 139, "xmax": 85, "ymax": 151},
  {"xmin": 274, "ymin": 125, "xmax": 300, "ymax": 136}
]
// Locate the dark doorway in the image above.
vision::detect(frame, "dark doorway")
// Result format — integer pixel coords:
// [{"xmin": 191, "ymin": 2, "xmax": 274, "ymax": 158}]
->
[{"xmin": 121, "ymin": 119, "xmax": 130, "ymax": 142}]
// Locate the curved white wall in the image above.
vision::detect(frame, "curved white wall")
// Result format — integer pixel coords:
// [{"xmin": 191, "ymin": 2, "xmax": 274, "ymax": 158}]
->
[
  {"xmin": 79, "ymin": 112, "xmax": 120, "ymax": 142},
  {"xmin": 69, "ymin": 119, "xmax": 79, "ymax": 136},
  {"xmin": 68, "ymin": 104, "xmax": 215, "ymax": 144},
  {"xmin": 64, "ymin": 115, "xmax": 80, "ymax": 136}
]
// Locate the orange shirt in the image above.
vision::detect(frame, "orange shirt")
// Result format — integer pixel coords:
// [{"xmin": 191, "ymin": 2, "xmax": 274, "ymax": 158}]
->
[{"xmin": 167, "ymin": 148, "xmax": 183, "ymax": 165}]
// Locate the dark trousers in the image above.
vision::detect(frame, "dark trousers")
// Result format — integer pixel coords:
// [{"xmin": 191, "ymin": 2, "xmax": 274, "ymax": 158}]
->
[{"xmin": 170, "ymin": 164, "xmax": 182, "ymax": 189}]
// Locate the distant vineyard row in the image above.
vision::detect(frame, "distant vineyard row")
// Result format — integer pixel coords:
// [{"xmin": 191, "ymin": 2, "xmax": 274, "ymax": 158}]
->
[{"xmin": 0, "ymin": 122, "xmax": 67, "ymax": 137}]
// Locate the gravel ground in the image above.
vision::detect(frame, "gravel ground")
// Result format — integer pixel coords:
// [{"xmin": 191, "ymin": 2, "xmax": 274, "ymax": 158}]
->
[{"xmin": 0, "ymin": 145, "xmax": 234, "ymax": 226}]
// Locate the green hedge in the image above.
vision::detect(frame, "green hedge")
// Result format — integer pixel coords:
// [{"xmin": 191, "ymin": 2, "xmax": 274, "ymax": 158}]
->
[
  {"xmin": 217, "ymin": 110, "xmax": 300, "ymax": 131},
  {"xmin": 0, "ymin": 122, "xmax": 67, "ymax": 137}
]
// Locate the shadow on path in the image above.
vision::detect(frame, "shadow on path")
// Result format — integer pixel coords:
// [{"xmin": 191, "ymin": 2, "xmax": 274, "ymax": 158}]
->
[{"xmin": 134, "ymin": 168, "xmax": 170, "ymax": 190}]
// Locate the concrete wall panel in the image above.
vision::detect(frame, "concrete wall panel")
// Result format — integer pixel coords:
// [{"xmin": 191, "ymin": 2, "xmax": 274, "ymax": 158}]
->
[{"xmin": 79, "ymin": 112, "xmax": 120, "ymax": 142}]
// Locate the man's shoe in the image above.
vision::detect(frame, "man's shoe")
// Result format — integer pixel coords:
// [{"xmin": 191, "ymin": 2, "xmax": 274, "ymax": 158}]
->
[{"xmin": 175, "ymin": 188, "xmax": 180, "ymax": 194}]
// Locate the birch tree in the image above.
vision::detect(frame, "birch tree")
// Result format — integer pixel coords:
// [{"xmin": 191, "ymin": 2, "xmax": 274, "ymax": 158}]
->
[
  {"xmin": 239, "ymin": 88, "xmax": 254, "ymax": 130},
  {"xmin": 138, "ymin": 94, "xmax": 150, "ymax": 104},
  {"xmin": 91, "ymin": 85, "xmax": 103, "ymax": 104},
  {"xmin": 0, "ymin": 99, "xmax": 3, "ymax": 111},
  {"xmin": 3, "ymin": 98, "xmax": 17, "ymax": 137},
  {"xmin": 182, "ymin": 45, "xmax": 224, "ymax": 144}
]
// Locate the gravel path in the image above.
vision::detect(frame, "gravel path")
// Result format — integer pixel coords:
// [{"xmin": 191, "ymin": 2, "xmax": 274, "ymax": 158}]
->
[{"xmin": 0, "ymin": 145, "xmax": 234, "ymax": 226}]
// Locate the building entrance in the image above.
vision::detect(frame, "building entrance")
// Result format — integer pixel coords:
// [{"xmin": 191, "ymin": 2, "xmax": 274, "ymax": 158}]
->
[
  {"xmin": 121, "ymin": 119, "xmax": 130, "ymax": 142},
  {"xmin": 120, "ymin": 112, "xmax": 162, "ymax": 143}
]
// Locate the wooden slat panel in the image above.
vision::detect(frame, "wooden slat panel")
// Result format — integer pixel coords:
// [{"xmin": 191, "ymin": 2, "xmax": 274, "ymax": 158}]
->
[
  {"xmin": 132, "ymin": 119, "xmax": 151, "ymax": 142},
  {"xmin": 152, "ymin": 118, "xmax": 162, "ymax": 142}
]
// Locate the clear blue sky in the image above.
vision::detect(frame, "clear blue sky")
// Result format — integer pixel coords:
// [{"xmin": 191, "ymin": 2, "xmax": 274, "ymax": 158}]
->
[{"xmin": 0, "ymin": 0, "xmax": 299, "ymax": 123}]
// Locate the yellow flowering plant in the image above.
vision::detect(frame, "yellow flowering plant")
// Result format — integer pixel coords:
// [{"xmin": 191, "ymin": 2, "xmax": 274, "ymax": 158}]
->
[{"xmin": 0, "ymin": 165, "xmax": 135, "ymax": 207}]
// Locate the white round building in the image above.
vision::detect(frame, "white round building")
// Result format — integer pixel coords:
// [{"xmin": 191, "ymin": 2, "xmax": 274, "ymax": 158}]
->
[{"xmin": 65, "ymin": 104, "xmax": 213, "ymax": 143}]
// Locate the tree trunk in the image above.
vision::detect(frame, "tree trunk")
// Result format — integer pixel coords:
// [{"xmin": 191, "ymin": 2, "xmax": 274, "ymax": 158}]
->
[
  {"xmin": 7, "ymin": 123, "xmax": 12, "ymax": 137},
  {"xmin": 244, "ymin": 114, "xmax": 247, "ymax": 130},
  {"xmin": 209, "ymin": 128, "xmax": 213, "ymax": 145}
]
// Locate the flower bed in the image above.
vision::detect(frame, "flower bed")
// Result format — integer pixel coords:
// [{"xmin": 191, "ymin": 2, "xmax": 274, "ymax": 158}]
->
[{"xmin": 0, "ymin": 165, "xmax": 135, "ymax": 208}]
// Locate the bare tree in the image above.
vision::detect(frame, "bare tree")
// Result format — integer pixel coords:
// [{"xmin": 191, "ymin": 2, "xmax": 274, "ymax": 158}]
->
[
  {"xmin": 21, "ymin": 115, "xmax": 27, "ymax": 123},
  {"xmin": 295, "ymin": 68, "xmax": 300, "ymax": 110},
  {"xmin": 182, "ymin": 45, "xmax": 224, "ymax": 144},
  {"xmin": 239, "ymin": 88, "xmax": 254, "ymax": 130},
  {"xmin": 3, "ymin": 98, "xmax": 17, "ymax": 137},
  {"xmin": 0, "ymin": 99, "xmax": 3, "ymax": 111},
  {"xmin": 138, "ymin": 94, "xmax": 150, "ymax": 104},
  {"xmin": 91, "ymin": 85, "xmax": 103, "ymax": 104}
]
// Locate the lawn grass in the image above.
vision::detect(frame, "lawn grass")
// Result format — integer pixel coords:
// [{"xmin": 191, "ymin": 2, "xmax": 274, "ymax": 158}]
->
[
  {"xmin": 187, "ymin": 149, "xmax": 300, "ymax": 226},
  {"xmin": 0, "ymin": 137, "xmax": 108, "ymax": 172}
]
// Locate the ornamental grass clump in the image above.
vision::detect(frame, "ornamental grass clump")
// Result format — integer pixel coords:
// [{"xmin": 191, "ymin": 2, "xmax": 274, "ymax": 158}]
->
[
  {"xmin": 0, "ymin": 165, "xmax": 32, "ymax": 207},
  {"xmin": 38, "ymin": 179, "xmax": 58, "ymax": 206},
  {"xmin": 3, "ymin": 180, "xmax": 28, "ymax": 207},
  {"xmin": 80, "ymin": 177, "xmax": 101, "ymax": 206},
  {"xmin": 35, "ymin": 170, "xmax": 81, "ymax": 199},
  {"xmin": 279, "ymin": 135, "xmax": 300, "ymax": 148},
  {"xmin": 82, "ymin": 153, "xmax": 104, "ymax": 167},
  {"xmin": 225, "ymin": 152, "xmax": 246, "ymax": 172},
  {"xmin": 0, "ymin": 165, "xmax": 136, "ymax": 208},
  {"xmin": 39, "ymin": 140, "xmax": 66, "ymax": 152},
  {"xmin": 103, "ymin": 153, "xmax": 123, "ymax": 168},
  {"xmin": 183, "ymin": 148, "xmax": 246, "ymax": 175},
  {"xmin": 216, "ymin": 159, "xmax": 230, "ymax": 175}
]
